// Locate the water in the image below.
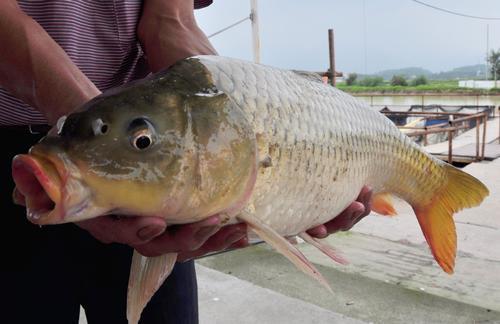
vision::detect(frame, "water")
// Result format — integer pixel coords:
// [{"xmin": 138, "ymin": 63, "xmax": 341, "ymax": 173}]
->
[{"xmin": 356, "ymin": 94, "xmax": 500, "ymax": 109}]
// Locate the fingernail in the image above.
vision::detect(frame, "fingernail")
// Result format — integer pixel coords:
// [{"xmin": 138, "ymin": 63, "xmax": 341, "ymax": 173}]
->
[
  {"xmin": 138, "ymin": 225, "xmax": 164, "ymax": 241},
  {"xmin": 225, "ymin": 231, "xmax": 246, "ymax": 244}
]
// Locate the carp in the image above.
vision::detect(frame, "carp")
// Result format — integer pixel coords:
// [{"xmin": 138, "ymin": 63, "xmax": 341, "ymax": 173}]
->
[{"xmin": 12, "ymin": 56, "xmax": 489, "ymax": 323}]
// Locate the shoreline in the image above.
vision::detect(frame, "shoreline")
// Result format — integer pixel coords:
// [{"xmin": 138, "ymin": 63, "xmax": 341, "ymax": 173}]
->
[{"xmin": 342, "ymin": 91, "xmax": 500, "ymax": 96}]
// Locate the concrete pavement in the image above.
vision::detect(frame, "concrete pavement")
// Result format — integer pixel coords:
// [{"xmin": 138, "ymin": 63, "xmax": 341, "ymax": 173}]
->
[
  {"xmin": 198, "ymin": 244, "xmax": 499, "ymax": 323},
  {"xmin": 197, "ymin": 265, "xmax": 364, "ymax": 324}
]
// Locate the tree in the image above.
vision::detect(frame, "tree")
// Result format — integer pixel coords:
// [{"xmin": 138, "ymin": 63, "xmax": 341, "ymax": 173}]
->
[
  {"xmin": 488, "ymin": 49, "xmax": 500, "ymax": 84},
  {"xmin": 390, "ymin": 75, "xmax": 407, "ymax": 86},
  {"xmin": 411, "ymin": 75, "xmax": 428, "ymax": 86},
  {"xmin": 358, "ymin": 76, "xmax": 384, "ymax": 87},
  {"xmin": 345, "ymin": 73, "xmax": 358, "ymax": 86}
]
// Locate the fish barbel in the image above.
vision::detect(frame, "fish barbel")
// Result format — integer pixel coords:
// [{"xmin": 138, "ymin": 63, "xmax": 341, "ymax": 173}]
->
[{"xmin": 12, "ymin": 56, "xmax": 489, "ymax": 323}]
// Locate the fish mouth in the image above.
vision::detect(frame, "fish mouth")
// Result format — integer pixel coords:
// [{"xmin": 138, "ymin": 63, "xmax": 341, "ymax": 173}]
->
[{"xmin": 11, "ymin": 151, "xmax": 97, "ymax": 225}]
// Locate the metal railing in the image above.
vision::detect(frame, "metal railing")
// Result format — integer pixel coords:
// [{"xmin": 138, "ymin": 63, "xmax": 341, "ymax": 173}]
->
[{"xmin": 381, "ymin": 110, "xmax": 491, "ymax": 163}]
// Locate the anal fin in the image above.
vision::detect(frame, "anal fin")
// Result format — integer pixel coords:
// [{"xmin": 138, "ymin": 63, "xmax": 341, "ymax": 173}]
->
[
  {"xmin": 127, "ymin": 250, "xmax": 178, "ymax": 324},
  {"xmin": 372, "ymin": 192, "xmax": 397, "ymax": 216},
  {"xmin": 299, "ymin": 232, "xmax": 348, "ymax": 265},
  {"xmin": 238, "ymin": 212, "xmax": 332, "ymax": 292}
]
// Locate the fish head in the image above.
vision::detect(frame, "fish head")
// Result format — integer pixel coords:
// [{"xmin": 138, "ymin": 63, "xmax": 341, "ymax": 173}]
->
[{"xmin": 12, "ymin": 58, "xmax": 257, "ymax": 225}]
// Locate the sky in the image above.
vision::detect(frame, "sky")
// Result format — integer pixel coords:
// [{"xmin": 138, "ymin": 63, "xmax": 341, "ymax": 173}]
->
[{"xmin": 195, "ymin": 0, "xmax": 500, "ymax": 74}]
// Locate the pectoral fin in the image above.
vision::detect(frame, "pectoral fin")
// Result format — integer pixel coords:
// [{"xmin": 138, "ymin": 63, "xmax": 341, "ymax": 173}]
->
[
  {"xmin": 238, "ymin": 212, "xmax": 332, "ymax": 292},
  {"xmin": 127, "ymin": 250, "xmax": 178, "ymax": 324}
]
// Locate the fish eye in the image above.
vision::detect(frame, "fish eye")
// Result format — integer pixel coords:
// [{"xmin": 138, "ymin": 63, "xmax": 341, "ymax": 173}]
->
[
  {"xmin": 132, "ymin": 132, "xmax": 153, "ymax": 150},
  {"xmin": 128, "ymin": 118, "xmax": 155, "ymax": 150},
  {"xmin": 92, "ymin": 118, "xmax": 108, "ymax": 135}
]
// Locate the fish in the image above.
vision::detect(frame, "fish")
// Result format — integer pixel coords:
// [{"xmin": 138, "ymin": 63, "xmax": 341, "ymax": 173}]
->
[{"xmin": 11, "ymin": 56, "xmax": 489, "ymax": 323}]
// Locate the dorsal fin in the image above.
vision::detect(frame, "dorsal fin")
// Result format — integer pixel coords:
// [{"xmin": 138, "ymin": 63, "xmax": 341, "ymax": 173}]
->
[{"xmin": 292, "ymin": 70, "xmax": 324, "ymax": 83}]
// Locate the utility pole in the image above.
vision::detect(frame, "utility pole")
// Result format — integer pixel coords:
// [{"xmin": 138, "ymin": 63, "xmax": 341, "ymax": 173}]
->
[
  {"xmin": 486, "ymin": 24, "xmax": 490, "ymax": 80},
  {"xmin": 362, "ymin": 0, "xmax": 368, "ymax": 75},
  {"xmin": 250, "ymin": 0, "xmax": 261, "ymax": 63},
  {"xmin": 208, "ymin": 1, "xmax": 260, "ymax": 63},
  {"xmin": 328, "ymin": 29, "xmax": 336, "ymax": 86}
]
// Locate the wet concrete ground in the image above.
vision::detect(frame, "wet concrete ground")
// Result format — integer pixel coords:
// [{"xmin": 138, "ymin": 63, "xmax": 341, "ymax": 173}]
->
[{"xmin": 198, "ymin": 244, "xmax": 499, "ymax": 324}]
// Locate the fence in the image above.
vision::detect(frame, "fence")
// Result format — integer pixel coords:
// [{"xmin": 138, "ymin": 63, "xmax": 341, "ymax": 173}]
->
[{"xmin": 381, "ymin": 110, "xmax": 492, "ymax": 163}]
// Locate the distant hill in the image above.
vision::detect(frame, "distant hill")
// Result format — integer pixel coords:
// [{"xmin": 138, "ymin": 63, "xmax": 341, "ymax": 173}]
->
[
  {"xmin": 358, "ymin": 64, "xmax": 487, "ymax": 80},
  {"xmin": 432, "ymin": 64, "xmax": 486, "ymax": 80},
  {"xmin": 374, "ymin": 67, "xmax": 433, "ymax": 80}
]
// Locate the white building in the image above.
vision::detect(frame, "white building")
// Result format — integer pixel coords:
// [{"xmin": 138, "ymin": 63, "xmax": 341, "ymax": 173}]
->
[{"xmin": 459, "ymin": 80, "xmax": 500, "ymax": 89}]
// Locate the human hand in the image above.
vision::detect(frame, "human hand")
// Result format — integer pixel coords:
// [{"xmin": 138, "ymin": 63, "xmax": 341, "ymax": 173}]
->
[
  {"xmin": 138, "ymin": 0, "xmax": 217, "ymax": 72},
  {"xmin": 77, "ymin": 215, "xmax": 167, "ymax": 246},
  {"xmin": 77, "ymin": 185, "xmax": 371, "ymax": 258},
  {"xmin": 306, "ymin": 186, "xmax": 373, "ymax": 238},
  {"xmin": 77, "ymin": 215, "xmax": 248, "ymax": 261},
  {"xmin": 134, "ymin": 216, "xmax": 248, "ymax": 261}
]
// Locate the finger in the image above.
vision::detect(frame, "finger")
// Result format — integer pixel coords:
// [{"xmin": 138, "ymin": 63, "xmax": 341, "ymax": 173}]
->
[
  {"xmin": 346, "ymin": 201, "xmax": 368, "ymax": 228},
  {"xmin": 208, "ymin": 223, "xmax": 248, "ymax": 251},
  {"xmin": 134, "ymin": 216, "xmax": 222, "ymax": 257},
  {"xmin": 324, "ymin": 201, "xmax": 365, "ymax": 234},
  {"xmin": 77, "ymin": 216, "xmax": 166, "ymax": 245},
  {"xmin": 177, "ymin": 223, "xmax": 247, "ymax": 262},
  {"xmin": 228, "ymin": 236, "xmax": 250, "ymax": 249},
  {"xmin": 189, "ymin": 215, "xmax": 223, "ymax": 244},
  {"xmin": 331, "ymin": 186, "xmax": 373, "ymax": 232},
  {"xmin": 81, "ymin": 216, "xmax": 166, "ymax": 245},
  {"xmin": 357, "ymin": 186, "xmax": 373, "ymax": 218},
  {"xmin": 306, "ymin": 225, "xmax": 328, "ymax": 238}
]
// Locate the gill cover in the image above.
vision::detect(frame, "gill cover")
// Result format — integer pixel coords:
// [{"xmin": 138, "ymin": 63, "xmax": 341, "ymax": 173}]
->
[{"xmin": 163, "ymin": 58, "xmax": 258, "ymax": 221}]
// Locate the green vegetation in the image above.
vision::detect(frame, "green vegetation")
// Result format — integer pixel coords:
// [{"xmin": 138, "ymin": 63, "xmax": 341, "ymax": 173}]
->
[
  {"xmin": 337, "ymin": 79, "xmax": 500, "ymax": 94},
  {"xmin": 358, "ymin": 76, "xmax": 384, "ymax": 87},
  {"xmin": 345, "ymin": 73, "xmax": 358, "ymax": 86},
  {"xmin": 488, "ymin": 49, "xmax": 500, "ymax": 82},
  {"xmin": 411, "ymin": 75, "xmax": 428, "ymax": 86},
  {"xmin": 390, "ymin": 75, "xmax": 408, "ymax": 86}
]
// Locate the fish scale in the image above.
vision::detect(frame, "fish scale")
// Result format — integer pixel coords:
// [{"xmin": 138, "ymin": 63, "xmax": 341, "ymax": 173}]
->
[{"xmin": 199, "ymin": 56, "xmax": 423, "ymax": 234}]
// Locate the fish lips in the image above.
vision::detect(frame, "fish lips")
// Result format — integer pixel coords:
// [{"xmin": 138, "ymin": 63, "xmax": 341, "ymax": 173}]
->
[{"xmin": 12, "ymin": 152, "xmax": 94, "ymax": 225}]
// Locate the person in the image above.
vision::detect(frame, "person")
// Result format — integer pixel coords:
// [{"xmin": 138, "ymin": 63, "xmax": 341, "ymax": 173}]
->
[{"xmin": 0, "ymin": 1, "xmax": 373, "ymax": 323}]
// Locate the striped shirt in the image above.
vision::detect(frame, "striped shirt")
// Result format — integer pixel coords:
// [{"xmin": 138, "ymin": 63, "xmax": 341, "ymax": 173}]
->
[{"xmin": 0, "ymin": 0, "xmax": 212, "ymax": 126}]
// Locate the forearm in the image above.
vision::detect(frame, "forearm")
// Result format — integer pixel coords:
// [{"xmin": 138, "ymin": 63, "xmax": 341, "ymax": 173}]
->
[
  {"xmin": 138, "ymin": 0, "xmax": 217, "ymax": 72},
  {"xmin": 0, "ymin": 1, "xmax": 100, "ymax": 124}
]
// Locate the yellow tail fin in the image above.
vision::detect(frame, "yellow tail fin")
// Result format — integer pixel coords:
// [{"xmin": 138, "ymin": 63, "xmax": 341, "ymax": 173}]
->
[{"xmin": 413, "ymin": 164, "xmax": 489, "ymax": 274}]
